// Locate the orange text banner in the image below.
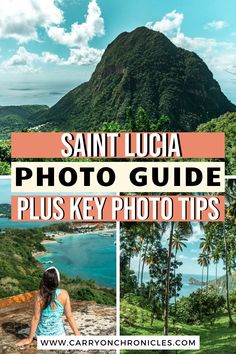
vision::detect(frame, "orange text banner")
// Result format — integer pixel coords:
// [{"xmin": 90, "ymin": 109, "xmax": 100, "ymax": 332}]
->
[
  {"xmin": 11, "ymin": 132, "xmax": 225, "ymax": 159},
  {"xmin": 11, "ymin": 195, "xmax": 225, "ymax": 222}
]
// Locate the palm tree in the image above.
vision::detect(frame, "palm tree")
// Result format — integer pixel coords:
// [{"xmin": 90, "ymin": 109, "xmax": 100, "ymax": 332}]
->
[
  {"xmin": 135, "ymin": 224, "xmax": 158, "ymax": 285},
  {"xmin": 224, "ymin": 179, "xmax": 236, "ymax": 327},
  {"xmin": 200, "ymin": 235, "xmax": 212, "ymax": 291},
  {"xmin": 172, "ymin": 231, "xmax": 188, "ymax": 254},
  {"xmin": 204, "ymin": 218, "xmax": 235, "ymax": 328},
  {"xmin": 211, "ymin": 247, "xmax": 220, "ymax": 287},
  {"xmin": 163, "ymin": 221, "xmax": 192, "ymax": 335},
  {"xmin": 198, "ymin": 253, "xmax": 210, "ymax": 289},
  {"xmin": 141, "ymin": 224, "xmax": 160, "ymax": 284},
  {"xmin": 171, "ymin": 230, "xmax": 187, "ymax": 310}
]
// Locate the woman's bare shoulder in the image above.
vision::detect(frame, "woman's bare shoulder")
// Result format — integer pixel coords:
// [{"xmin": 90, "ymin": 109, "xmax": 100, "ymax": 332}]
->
[
  {"xmin": 59, "ymin": 289, "xmax": 69, "ymax": 298},
  {"xmin": 34, "ymin": 291, "xmax": 44, "ymax": 305}
]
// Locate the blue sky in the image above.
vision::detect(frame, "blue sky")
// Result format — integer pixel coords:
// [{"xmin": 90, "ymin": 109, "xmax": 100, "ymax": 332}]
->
[
  {"xmin": 0, "ymin": 178, "xmax": 224, "ymax": 276},
  {"xmin": 0, "ymin": 0, "xmax": 235, "ymax": 106}
]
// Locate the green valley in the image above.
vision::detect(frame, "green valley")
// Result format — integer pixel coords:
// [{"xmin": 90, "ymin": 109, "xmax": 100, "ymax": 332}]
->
[{"xmin": 0, "ymin": 105, "xmax": 49, "ymax": 139}]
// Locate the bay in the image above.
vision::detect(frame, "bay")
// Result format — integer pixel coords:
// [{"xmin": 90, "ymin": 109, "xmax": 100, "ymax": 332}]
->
[{"xmin": 38, "ymin": 233, "xmax": 116, "ymax": 288}]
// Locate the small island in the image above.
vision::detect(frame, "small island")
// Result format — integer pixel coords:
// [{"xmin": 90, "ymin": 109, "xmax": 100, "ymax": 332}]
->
[{"xmin": 189, "ymin": 277, "xmax": 206, "ymax": 286}]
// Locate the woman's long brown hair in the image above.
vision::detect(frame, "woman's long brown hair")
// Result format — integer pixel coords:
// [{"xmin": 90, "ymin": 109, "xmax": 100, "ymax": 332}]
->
[{"xmin": 40, "ymin": 268, "xmax": 59, "ymax": 309}]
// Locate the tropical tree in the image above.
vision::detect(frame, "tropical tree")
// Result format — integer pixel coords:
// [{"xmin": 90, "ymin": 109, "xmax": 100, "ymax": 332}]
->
[
  {"xmin": 198, "ymin": 253, "xmax": 210, "ymax": 289},
  {"xmin": 171, "ymin": 229, "xmax": 187, "ymax": 310},
  {"xmin": 146, "ymin": 235, "xmax": 182, "ymax": 324},
  {"xmin": 211, "ymin": 246, "xmax": 221, "ymax": 286},
  {"xmin": 136, "ymin": 107, "xmax": 151, "ymax": 132},
  {"xmin": 204, "ymin": 220, "xmax": 235, "ymax": 327},
  {"xmin": 126, "ymin": 106, "xmax": 136, "ymax": 132},
  {"xmin": 200, "ymin": 235, "xmax": 213, "ymax": 291},
  {"xmin": 120, "ymin": 223, "xmax": 138, "ymax": 270},
  {"xmin": 204, "ymin": 179, "xmax": 236, "ymax": 328},
  {"xmin": 163, "ymin": 221, "xmax": 192, "ymax": 335}
]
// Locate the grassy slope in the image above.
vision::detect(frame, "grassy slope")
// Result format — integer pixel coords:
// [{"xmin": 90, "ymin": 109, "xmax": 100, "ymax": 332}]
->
[{"xmin": 121, "ymin": 301, "xmax": 236, "ymax": 354}]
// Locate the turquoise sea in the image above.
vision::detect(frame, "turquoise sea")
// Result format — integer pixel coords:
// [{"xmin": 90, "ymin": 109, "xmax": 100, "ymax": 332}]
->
[
  {"xmin": 0, "ymin": 217, "xmax": 116, "ymax": 288},
  {"xmin": 38, "ymin": 233, "xmax": 116, "ymax": 288}
]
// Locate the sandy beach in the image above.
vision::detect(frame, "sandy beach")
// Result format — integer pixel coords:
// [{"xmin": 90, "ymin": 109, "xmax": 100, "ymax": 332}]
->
[{"xmin": 41, "ymin": 227, "xmax": 116, "ymax": 245}]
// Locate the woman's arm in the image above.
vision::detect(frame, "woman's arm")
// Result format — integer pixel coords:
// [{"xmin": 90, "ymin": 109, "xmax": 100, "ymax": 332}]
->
[
  {"xmin": 64, "ymin": 291, "xmax": 80, "ymax": 335},
  {"xmin": 16, "ymin": 294, "xmax": 41, "ymax": 347}
]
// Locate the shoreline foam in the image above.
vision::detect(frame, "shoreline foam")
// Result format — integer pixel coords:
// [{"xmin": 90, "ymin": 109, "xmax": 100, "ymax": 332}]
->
[{"xmin": 41, "ymin": 227, "xmax": 116, "ymax": 245}]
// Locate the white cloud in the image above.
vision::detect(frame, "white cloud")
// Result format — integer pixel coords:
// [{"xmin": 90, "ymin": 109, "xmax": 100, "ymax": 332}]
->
[
  {"xmin": 0, "ymin": 0, "xmax": 105, "ymax": 68},
  {"xmin": 186, "ymin": 235, "xmax": 200, "ymax": 244},
  {"xmin": 206, "ymin": 52, "xmax": 236, "ymax": 71},
  {"xmin": 205, "ymin": 20, "xmax": 228, "ymax": 31},
  {"xmin": 177, "ymin": 255, "xmax": 189, "ymax": 260},
  {"xmin": 47, "ymin": 0, "xmax": 104, "ymax": 47},
  {"xmin": 172, "ymin": 33, "xmax": 218, "ymax": 52},
  {"xmin": 146, "ymin": 10, "xmax": 218, "ymax": 53},
  {"xmin": 146, "ymin": 10, "xmax": 183, "ymax": 36},
  {"xmin": 1, "ymin": 47, "xmax": 63, "ymax": 72},
  {"xmin": 46, "ymin": 0, "xmax": 105, "ymax": 65},
  {"xmin": 63, "ymin": 47, "xmax": 104, "ymax": 65},
  {"xmin": 41, "ymin": 51, "xmax": 62, "ymax": 64},
  {"xmin": 146, "ymin": 11, "xmax": 236, "ymax": 74},
  {"xmin": 2, "ymin": 46, "xmax": 39, "ymax": 72},
  {"xmin": 0, "ymin": 0, "xmax": 63, "ymax": 43},
  {"xmin": 1, "ymin": 45, "xmax": 103, "ymax": 72}
]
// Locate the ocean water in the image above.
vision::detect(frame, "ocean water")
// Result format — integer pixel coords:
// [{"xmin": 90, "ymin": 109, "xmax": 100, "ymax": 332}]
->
[
  {"xmin": 0, "ymin": 217, "xmax": 116, "ymax": 288},
  {"xmin": 180, "ymin": 273, "xmax": 215, "ymax": 297},
  {"xmin": 0, "ymin": 217, "xmax": 51, "ymax": 229},
  {"xmin": 141, "ymin": 271, "xmax": 215, "ymax": 298},
  {"xmin": 38, "ymin": 233, "xmax": 116, "ymax": 288}
]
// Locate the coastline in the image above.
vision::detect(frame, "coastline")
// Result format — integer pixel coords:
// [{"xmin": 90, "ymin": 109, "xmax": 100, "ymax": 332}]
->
[
  {"xmin": 42, "ymin": 227, "xmax": 116, "ymax": 245},
  {"xmin": 33, "ymin": 227, "xmax": 116, "ymax": 288},
  {"xmin": 32, "ymin": 251, "xmax": 52, "ymax": 258},
  {"xmin": 33, "ymin": 227, "xmax": 116, "ymax": 259}
]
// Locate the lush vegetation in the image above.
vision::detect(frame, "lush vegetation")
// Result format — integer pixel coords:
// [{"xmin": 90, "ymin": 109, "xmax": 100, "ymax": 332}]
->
[
  {"xmin": 0, "ymin": 227, "xmax": 115, "ymax": 305},
  {"xmin": 0, "ymin": 105, "xmax": 49, "ymax": 139},
  {"xmin": 198, "ymin": 112, "xmax": 236, "ymax": 175},
  {"xmin": 0, "ymin": 140, "xmax": 11, "ymax": 174},
  {"xmin": 0, "ymin": 27, "xmax": 235, "ymax": 177},
  {"xmin": 34, "ymin": 27, "xmax": 235, "ymax": 132},
  {"xmin": 120, "ymin": 181, "xmax": 236, "ymax": 352},
  {"xmin": 121, "ymin": 300, "xmax": 236, "ymax": 354},
  {"xmin": 0, "ymin": 228, "xmax": 45, "ymax": 298},
  {"xmin": 0, "ymin": 203, "xmax": 11, "ymax": 218},
  {"xmin": 0, "ymin": 27, "xmax": 235, "ymax": 175},
  {"xmin": 174, "ymin": 289, "xmax": 225, "ymax": 325}
]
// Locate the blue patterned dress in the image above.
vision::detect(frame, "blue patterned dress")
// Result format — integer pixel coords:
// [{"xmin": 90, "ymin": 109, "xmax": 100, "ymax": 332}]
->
[{"xmin": 36, "ymin": 289, "xmax": 66, "ymax": 336}]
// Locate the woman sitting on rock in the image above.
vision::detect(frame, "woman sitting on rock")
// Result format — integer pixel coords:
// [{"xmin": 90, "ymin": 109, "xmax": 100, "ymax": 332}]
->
[{"xmin": 16, "ymin": 266, "xmax": 80, "ymax": 346}]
